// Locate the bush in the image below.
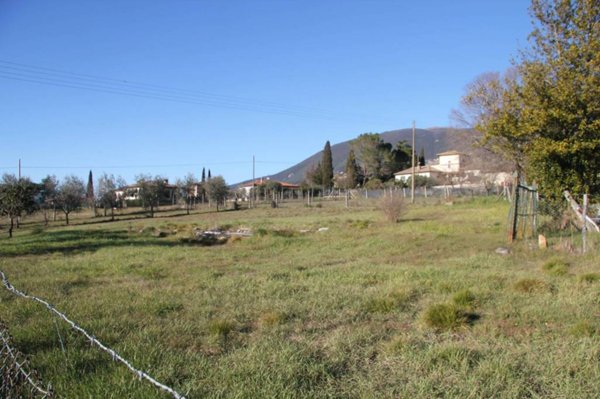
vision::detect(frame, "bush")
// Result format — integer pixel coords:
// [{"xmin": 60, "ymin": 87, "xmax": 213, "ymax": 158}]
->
[
  {"xmin": 378, "ymin": 195, "xmax": 405, "ymax": 223},
  {"xmin": 423, "ymin": 303, "xmax": 470, "ymax": 331}
]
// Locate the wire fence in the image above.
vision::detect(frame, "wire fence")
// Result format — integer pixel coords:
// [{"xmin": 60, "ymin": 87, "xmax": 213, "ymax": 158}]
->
[
  {"xmin": 0, "ymin": 321, "xmax": 53, "ymax": 398},
  {"xmin": 0, "ymin": 271, "xmax": 186, "ymax": 399}
]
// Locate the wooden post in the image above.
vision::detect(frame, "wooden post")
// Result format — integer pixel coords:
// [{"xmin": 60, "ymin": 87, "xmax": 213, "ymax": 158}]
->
[
  {"xmin": 411, "ymin": 121, "xmax": 415, "ymax": 204},
  {"xmin": 509, "ymin": 185, "xmax": 520, "ymax": 242},
  {"xmin": 582, "ymin": 194, "xmax": 588, "ymax": 253}
]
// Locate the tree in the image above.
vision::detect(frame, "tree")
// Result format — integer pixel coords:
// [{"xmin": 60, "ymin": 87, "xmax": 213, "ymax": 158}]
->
[
  {"xmin": 56, "ymin": 175, "xmax": 85, "ymax": 225},
  {"xmin": 176, "ymin": 173, "xmax": 197, "ymax": 215},
  {"xmin": 208, "ymin": 169, "xmax": 212, "ymax": 179},
  {"xmin": 135, "ymin": 175, "xmax": 167, "ymax": 218},
  {"xmin": 97, "ymin": 173, "xmax": 118, "ymax": 220},
  {"xmin": 201, "ymin": 168, "xmax": 206, "ymax": 183},
  {"xmin": 455, "ymin": 70, "xmax": 528, "ymax": 178},
  {"xmin": 0, "ymin": 174, "xmax": 37, "ymax": 237},
  {"xmin": 418, "ymin": 147, "xmax": 426, "ymax": 166},
  {"xmin": 205, "ymin": 176, "xmax": 229, "ymax": 211},
  {"xmin": 350, "ymin": 133, "xmax": 384, "ymax": 183},
  {"xmin": 343, "ymin": 149, "xmax": 361, "ymax": 189},
  {"xmin": 39, "ymin": 175, "xmax": 58, "ymax": 224},
  {"xmin": 321, "ymin": 141, "xmax": 334, "ymax": 190},
  {"xmin": 305, "ymin": 162, "xmax": 323, "ymax": 187},
  {"xmin": 456, "ymin": 0, "xmax": 600, "ymax": 203},
  {"xmin": 86, "ymin": 170, "xmax": 96, "ymax": 214},
  {"xmin": 518, "ymin": 0, "xmax": 600, "ymax": 200}
]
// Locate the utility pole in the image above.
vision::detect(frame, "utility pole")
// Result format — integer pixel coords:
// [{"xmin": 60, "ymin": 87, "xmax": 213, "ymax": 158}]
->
[
  {"xmin": 252, "ymin": 155, "xmax": 256, "ymax": 208},
  {"xmin": 411, "ymin": 121, "xmax": 416, "ymax": 204}
]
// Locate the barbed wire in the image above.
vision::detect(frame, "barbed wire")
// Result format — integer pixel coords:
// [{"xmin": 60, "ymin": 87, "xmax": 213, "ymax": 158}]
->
[
  {"xmin": 0, "ymin": 271, "xmax": 186, "ymax": 399},
  {"xmin": 0, "ymin": 322, "xmax": 53, "ymax": 398}
]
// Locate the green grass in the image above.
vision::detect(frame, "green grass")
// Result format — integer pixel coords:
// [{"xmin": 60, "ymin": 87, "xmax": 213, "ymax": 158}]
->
[{"xmin": 0, "ymin": 197, "xmax": 599, "ymax": 398}]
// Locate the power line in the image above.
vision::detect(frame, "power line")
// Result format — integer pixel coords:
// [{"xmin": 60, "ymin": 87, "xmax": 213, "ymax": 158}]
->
[{"xmin": 0, "ymin": 59, "xmax": 392, "ymax": 123}]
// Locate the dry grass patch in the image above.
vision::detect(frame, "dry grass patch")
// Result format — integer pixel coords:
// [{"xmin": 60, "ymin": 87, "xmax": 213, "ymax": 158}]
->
[
  {"xmin": 542, "ymin": 258, "xmax": 569, "ymax": 276},
  {"xmin": 513, "ymin": 278, "xmax": 549, "ymax": 293}
]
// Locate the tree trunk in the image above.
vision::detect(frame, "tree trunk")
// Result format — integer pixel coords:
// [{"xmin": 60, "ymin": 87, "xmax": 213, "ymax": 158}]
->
[
  {"xmin": 65, "ymin": 211, "xmax": 69, "ymax": 225},
  {"xmin": 150, "ymin": 205, "xmax": 154, "ymax": 218},
  {"xmin": 111, "ymin": 207, "xmax": 114, "ymax": 221},
  {"xmin": 8, "ymin": 217, "xmax": 14, "ymax": 238}
]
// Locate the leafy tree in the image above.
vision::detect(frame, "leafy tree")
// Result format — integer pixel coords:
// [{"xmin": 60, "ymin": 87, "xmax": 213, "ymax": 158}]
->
[
  {"xmin": 97, "ymin": 173, "xmax": 118, "ymax": 220},
  {"xmin": 176, "ymin": 173, "xmax": 197, "ymax": 215},
  {"xmin": 0, "ymin": 174, "xmax": 37, "ymax": 237},
  {"xmin": 56, "ymin": 175, "xmax": 85, "ymax": 225},
  {"xmin": 343, "ymin": 149, "xmax": 361, "ymax": 189},
  {"xmin": 135, "ymin": 175, "xmax": 167, "ymax": 218},
  {"xmin": 457, "ymin": 0, "xmax": 600, "ymax": 203},
  {"xmin": 519, "ymin": 0, "xmax": 600, "ymax": 200},
  {"xmin": 205, "ymin": 176, "xmax": 229, "ymax": 211},
  {"xmin": 305, "ymin": 162, "xmax": 323, "ymax": 187},
  {"xmin": 321, "ymin": 140, "xmax": 334, "ymax": 190},
  {"xmin": 351, "ymin": 133, "xmax": 384, "ymax": 183}
]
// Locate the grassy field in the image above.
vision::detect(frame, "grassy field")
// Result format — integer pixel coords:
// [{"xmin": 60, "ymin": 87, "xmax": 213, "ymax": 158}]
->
[{"xmin": 1, "ymin": 197, "xmax": 599, "ymax": 398}]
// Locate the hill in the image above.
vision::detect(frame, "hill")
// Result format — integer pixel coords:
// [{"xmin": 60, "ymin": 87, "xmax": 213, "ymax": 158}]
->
[{"xmin": 255, "ymin": 127, "xmax": 511, "ymax": 185}]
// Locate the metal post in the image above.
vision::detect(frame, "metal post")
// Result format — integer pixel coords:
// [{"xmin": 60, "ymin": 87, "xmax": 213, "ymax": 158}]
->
[{"xmin": 411, "ymin": 121, "xmax": 415, "ymax": 204}]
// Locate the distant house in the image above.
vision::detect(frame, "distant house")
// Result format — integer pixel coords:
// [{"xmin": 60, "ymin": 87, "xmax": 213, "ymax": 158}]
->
[
  {"xmin": 394, "ymin": 165, "xmax": 444, "ymax": 182},
  {"xmin": 435, "ymin": 151, "xmax": 463, "ymax": 173},
  {"xmin": 115, "ymin": 180, "xmax": 178, "ymax": 206},
  {"xmin": 394, "ymin": 150, "xmax": 465, "ymax": 183},
  {"xmin": 239, "ymin": 178, "xmax": 301, "ymax": 200}
]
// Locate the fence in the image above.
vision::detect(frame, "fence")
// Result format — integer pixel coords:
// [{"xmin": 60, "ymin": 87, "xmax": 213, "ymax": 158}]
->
[
  {"xmin": 0, "ymin": 322, "xmax": 53, "ymax": 398},
  {"xmin": 0, "ymin": 271, "xmax": 186, "ymax": 399}
]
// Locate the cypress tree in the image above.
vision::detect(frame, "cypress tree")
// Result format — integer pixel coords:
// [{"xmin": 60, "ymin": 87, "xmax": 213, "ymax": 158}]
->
[
  {"xmin": 419, "ymin": 147, "xmax": 426, "ymax": 166},
  {"xmin": 86, "ymin": 170, "xmax": 96, "ymax": 213},
  {"xmin": 344, "ymin": 149, "xmax": 360, "ymax": 189},
  {"xmin": 321, "ymin": 141, "xmax": 334, "ymax": 189},
  {"xmin": 201, "ymin": 168, "xmax": 206, "ymax": 183},
  {"xmin": 208, "ymin": 169, "xmax": 212, "ymax": 179}
]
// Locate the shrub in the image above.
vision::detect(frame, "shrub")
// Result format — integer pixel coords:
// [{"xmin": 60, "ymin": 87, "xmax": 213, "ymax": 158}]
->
[
  {"xmin": 423, "ymin": 303, "xmax": 470, "ymax": 331},
  {"xmin": 542, "ymin": 258, "xmax": 569, "ymax": 276},
  {"xmin": 378, "ymin": 195, "xmax": 405, "ymax": 223}
]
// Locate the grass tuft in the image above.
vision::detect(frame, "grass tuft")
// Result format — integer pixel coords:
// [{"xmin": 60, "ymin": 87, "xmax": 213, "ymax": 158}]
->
[
  {"xmin": 542, "ymin": 258, "xmax": 569, "ymax": 276},
  {"xmin": 423, "ymin": 303, "xmax": 471, "ymax": 331},
  {"xmin": 569, "ymin": 321, "xmax": 597, "ymax": 337},
  {"xmin": 452, "ymin": 289, "xmax": 476, "ymax": 309},
  {"xmin": 579, "ymin": 273, "xmax": 600, "ymax": 283},
  {"xmin": 208, "ymin": 318, "xmax": 236, "ymax": 337},
  {"xmin": 514, "ymin": 278, "xmax": 548, "ymax": 293}
]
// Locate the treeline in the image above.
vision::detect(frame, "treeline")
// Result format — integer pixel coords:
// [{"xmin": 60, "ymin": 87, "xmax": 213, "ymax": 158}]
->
[
  {"xmin": 305, "ymin": 134, "xmax": 422, "ymax": 191},
  {"xmin": 0, "ymin": 169, "xmax": 230, "ymax": 238}
]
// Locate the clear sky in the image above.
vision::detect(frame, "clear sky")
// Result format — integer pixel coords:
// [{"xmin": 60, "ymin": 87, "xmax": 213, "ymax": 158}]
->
[{"xmin": 0, "ymin": 0, "xmax": 531, "ymax": 185}]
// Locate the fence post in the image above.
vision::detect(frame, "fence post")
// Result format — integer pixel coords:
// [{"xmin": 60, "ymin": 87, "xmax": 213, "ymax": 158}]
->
[
  {"xmin": 509, "ymin": 185, "xmax": 520, "ymax": 242},
  {"xmin": 582, "ymin": 194, "xmax": 588, "ymax": 253}
]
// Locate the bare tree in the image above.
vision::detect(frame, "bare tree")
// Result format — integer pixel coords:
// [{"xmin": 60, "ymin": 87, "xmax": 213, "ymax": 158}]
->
[{"xmin": 56, "ymin": 175, "xmax": 86, "ymax": 225}]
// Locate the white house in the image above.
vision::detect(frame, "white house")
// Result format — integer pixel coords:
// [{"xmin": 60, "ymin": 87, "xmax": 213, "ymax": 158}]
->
[{"xmin": 394, "ymin": 151, "xmax": 464, "ymax": 182}]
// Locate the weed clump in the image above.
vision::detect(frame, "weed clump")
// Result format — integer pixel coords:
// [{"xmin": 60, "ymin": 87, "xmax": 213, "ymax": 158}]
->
[
  {"xmin": 569, "ymin": 321, "xmax": 598, "ymax": 337},
  {"xmin": 579, "ymin": 273, "xmax": 600, "ymax": 283},
  {"xmin": 208, "ymin": 319, "xmax": 235, "ymax": 337},
  {"xmin": 423, "ymin": 303, "xmax": 470, "ymax": 331},
  {"xmin": 259, "ymin": 311, "xmax": 288, "ymax": 328},
  {"xmin": 542, "ymin": 258, "xmax": 569, "ymax": 276},
  {"xmin": 452, "ymin": 289, "xmax": 476, "ymax": 309},
  {"xmin": 514, "ymin": 278, "xmax": 549, "ymax": 293},
  {"xmin": 363, "ymin": 289, "xmax": 416, "ymax": 314}
]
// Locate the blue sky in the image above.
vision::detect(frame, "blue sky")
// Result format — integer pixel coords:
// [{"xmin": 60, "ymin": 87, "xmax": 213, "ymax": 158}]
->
[{"xmin": 0, "ymin": 0, "xmax": 531, "ymax": 185}]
